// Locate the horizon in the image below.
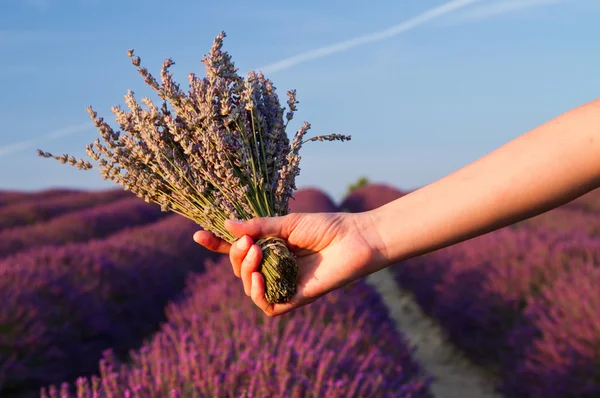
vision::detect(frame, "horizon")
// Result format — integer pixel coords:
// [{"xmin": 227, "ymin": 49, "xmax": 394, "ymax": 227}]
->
[
  {"xmin": 0, "ymin": 181, "xmax": 407, "ymax": 205},
  {"xmin": 1, "ymin": 0, "xmax": 599, "ymax": 202}
]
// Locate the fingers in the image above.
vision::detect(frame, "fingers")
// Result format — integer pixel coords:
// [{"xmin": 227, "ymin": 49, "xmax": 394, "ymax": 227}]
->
[
  {"xmin": 224, "ymin": 214, "xmax": 297, "ymax": 240},
  {"xmin": 193, "ymin": 230, "xmax": 231, "ymax": 254},
  {"xmin": 230, "ymin": 240, "xmax": 294, "ymax": 317},
  {"xmin": 250, "ymin": 272, "xmax": 269, "ymax": 311},
  {"xmin": 240, "ymin": 244, "xmax": 262, "ymax": 296},
  {"xmin": 249, "ymin": 272, "xmax": 297, "ymax": 317},
  {"xmin": 229, "ymin": 235, "xmax": 252, "ymax": 278},
  {"xmin": 196, "ymin": 217, "xmax": 305, "ymax": 318},
  {"xmin": 230, "ymin": 239, "xmax": 296, "ymax": 317}
]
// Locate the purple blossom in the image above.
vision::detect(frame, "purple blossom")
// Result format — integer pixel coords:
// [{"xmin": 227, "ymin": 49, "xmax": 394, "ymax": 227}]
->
[
  {"xmin": 288, "ymin": 188, "xmax": 337, "ymax": 213},
  {"xmin": 0, "ymin": 215, "xmax": 219, "ymax": 395},
  {"xmin": 0, "ymin": 189, "xmax": 129, "ymax": 230},
  {"xmin": 0, "ymin": 197, "xmax": 165, "ymax": 258},
  {"xmin": 41, "ymin": 256, "xmax": 432, "ymax": 397},
  {"xmin": 339, "ymin": 183, "xmax": 406, "ymax": 213},
  {"xmin": 342, "ymin": 183, "xmax": 600, "ymax": 395},
  {"xmin": 502, "ymin": 262, "xmax": 600, "ymax": 397},
  {"xmin": 0, "ymin": 189, "xmax": 78, "ymax": 208}
]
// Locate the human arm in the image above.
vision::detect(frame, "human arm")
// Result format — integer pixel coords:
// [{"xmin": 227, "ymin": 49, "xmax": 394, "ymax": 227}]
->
[
  {"xmin": 195, "ymin": 98, "xmax": 600, "ymax": 316},
  {"xmin": 364, "ymin": 97, "xmax": 600, "ymax": 272}
]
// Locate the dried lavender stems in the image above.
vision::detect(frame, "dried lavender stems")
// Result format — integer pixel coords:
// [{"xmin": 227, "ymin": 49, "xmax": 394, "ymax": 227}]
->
[{"xmin": 37, "ymin": 31, "xmax": 350, "ymax": 303}]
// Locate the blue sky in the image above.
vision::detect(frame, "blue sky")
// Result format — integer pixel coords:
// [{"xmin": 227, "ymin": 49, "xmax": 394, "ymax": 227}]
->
[{"xmin": 1, "ymin": 0, "xmax": 599, "ymax": 202}]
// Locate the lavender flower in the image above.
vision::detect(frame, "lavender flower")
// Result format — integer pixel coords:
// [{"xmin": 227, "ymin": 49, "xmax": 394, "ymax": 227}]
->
[
  {"xmin": 341, "ymin": 183, "xmax": 600, "ymax": 393},
  {"xmin": 0, "ymin": 189, "xmax": 128, "ymax": 230},
  {"xmin": 503, "ymin": 262, "xmax": 600, "ymax": 397},
  {"xmin": 38, "ymin": 31, "xmax": 350, "ymax": 303},
  {"xmin": 0, "ymin": 188, "xmax": 77, "ymax": 209},
  {"xmin": 339, "ymin": 183, "xmax": 406, "ymax": 213},
  {"xmin": 40, "ymin": 256, "xmax": 432, "ymax": 398},
  {"xmin": 0, "ymin": 214, "xmax": 218, "ymax": 395},
  {"xmin": 0, "ymin": 197, "xmax": 165, "ymax": 258}
]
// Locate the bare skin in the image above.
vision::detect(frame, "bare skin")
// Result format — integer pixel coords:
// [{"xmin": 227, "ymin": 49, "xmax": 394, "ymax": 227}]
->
[{"xmin": 193, "ymin": 97, "xmax": 600, "ymax": 317}]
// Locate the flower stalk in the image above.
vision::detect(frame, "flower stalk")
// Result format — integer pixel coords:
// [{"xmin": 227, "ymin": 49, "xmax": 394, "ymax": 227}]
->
[{"xmin": 37, "ymin": 31, "xmax": 350, "ymax": 303}]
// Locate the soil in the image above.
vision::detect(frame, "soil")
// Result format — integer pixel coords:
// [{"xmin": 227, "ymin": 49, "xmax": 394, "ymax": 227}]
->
[{"xmin": 366, "ymin": 268, "xmax": 502, "ymax": 398}]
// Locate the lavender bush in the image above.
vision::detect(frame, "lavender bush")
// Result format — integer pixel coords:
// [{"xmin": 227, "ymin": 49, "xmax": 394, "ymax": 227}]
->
[
  {"xmin": 0, "ymin": 189, "xmax": 78, "ymax": 208},
  {"xmin": 339, "ymin": 183, "xmax": 405, "ymax": 213},
  {"xmin": 38, "ymin": 31, "xmax": 350, "ymax": 303},
  {"xmin": 514, "ymin": 202, "xmax": 600, "ymax": 237},
  {"xmin": 41, "ymin": 256, "xmax": 432, "ymax": 398},
  {"xmin": 512, "ymin": 188, "xmax": 600, "ymax": 238},
  {"xmin": 340, "ymin": 183, "xmax": 600, "ymax": 395},
  {"xmin": 393, "ymin": 227, "xmax": 600, "ymax": 366},
  {"xmin": 0, "ymin": 197, "xmax": 165, "ymax": 258},
  {"xmin": 502, "ymin": 262, "xmax": 600, "ymax": 397},
  {"xmin": 0, "ymin": 189, "xmax": 129, "ymax": 230},
  {"xmin": 560, "ymin": 187, "xmax": 600, "ymax": 214},
  {"xmin": 288, "ymin": 187, "xmax": 337, "ymax": 213},
  {"xmin": 393, "ymin": 228, "xmax": 600, "ymax": 398},
  {"xmin": 0, "ymin": 215, "xmax": 218, "ymax": 396}
]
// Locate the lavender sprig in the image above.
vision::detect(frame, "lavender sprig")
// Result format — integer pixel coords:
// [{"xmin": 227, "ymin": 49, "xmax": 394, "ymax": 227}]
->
[{"xmin": 37, "ymin": 31, "xmax": 351, "ymax": 303}]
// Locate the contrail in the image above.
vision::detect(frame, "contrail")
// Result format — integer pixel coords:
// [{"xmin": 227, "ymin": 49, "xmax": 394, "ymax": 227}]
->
[
  {"xmin": 2, "ymin": 0, "xmax": 486, "ymax": 158},
  {"xmin": 257, "ymin": 0, "xmax": 487, "ymax": 74},
  {"xmin": 446, "ymin": 0, "xmax": 567, "ymax": 23},
  {"xmin": 0, "ymin": 122, "xmax": 92, "ymax": 158}
]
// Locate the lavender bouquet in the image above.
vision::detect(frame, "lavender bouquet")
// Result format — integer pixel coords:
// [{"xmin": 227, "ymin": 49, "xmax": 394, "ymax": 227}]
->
[{"xmin": 37, "ymin": 32, "xmax": 350, "ymax": 303}]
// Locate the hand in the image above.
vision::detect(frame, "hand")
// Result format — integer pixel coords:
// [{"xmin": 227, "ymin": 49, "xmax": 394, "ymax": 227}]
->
[{"xmin": 193, "ymin": 212, "xmax": 385, "ymax": 317}]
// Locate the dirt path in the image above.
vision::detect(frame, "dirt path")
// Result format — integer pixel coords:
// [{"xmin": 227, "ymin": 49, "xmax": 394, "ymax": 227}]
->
[{"xmin": 366, "ymin": 268, "xmax": 502, "ymax": 398}]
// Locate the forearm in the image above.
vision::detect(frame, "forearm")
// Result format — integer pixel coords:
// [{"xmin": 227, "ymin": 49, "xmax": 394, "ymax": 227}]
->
[{"xmin": 366, "ymin": 98, "xmax": 600, "ymax": 270}]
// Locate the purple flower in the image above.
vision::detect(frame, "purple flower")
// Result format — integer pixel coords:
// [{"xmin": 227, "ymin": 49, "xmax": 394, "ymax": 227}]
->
[{"xmin": 42, "ymin": 255, "xmax": 432, "ymax": 397}]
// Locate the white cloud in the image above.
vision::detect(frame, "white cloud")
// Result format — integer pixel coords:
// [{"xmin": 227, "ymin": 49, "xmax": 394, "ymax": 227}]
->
[
  {"xmin": 256, "ymin": 0, "xmax": 486, "ymax": 74},
  {"xmin": 0, "ymin": 122, "xmax": 92, "ymax": 158}
]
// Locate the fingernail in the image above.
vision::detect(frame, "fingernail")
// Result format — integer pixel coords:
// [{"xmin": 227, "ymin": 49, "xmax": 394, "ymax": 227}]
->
[
  {"xmin": 238, "ymin": 235, "xmax": 251, "ymax": 250},
  {"xmin": 225, "ymin": 219, "xmax": 243, "ymax": 233},
  {"xmin": 250, "ymin": 244, "xmax": 261, "ymax": 259}
]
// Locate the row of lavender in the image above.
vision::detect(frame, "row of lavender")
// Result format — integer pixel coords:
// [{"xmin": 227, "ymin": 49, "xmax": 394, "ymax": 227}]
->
[
  {"xmin": 0, "ymin": 210, "xmax": 219, "ymax": 395},
  {"xmin": 340, "ymin": 184, "xmax": 600, "ymax": 397},
  {"xmin": 0, "ymin": 189, "xmax": 131, "ymax": 230},
  {"xmin": 0, "ymin": 187, "xmax": 317, "ymax": 394},
  {"xmin": 0, "ymin": 196, "xmax": 170, "ymax": 258},
  {"xmin": 0, "ymin": 189, "xmax": 79, "ymax": 208},
  {"xmin": 0, "ymin": 187, "xmax": 433, "ymax": 397},
  {"xmin": 0, "ymin": 188, "xmax": 171, "ymax": 394},
  {"xmin": 41, "ymin": 256, "xmax": 432, "ymax": 398}
]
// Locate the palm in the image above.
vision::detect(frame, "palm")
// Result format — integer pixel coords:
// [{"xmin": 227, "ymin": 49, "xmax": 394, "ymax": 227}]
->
[
  {"xmin": 280, "ymin": 213, "xmax": 375, "ymax": 304},
  {"xmin": 193, "ymin": 211, "xmax": 377, "ymax": 316}
]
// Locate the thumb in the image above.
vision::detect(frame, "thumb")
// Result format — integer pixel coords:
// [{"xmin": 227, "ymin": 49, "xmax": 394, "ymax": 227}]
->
[{"xmin": 224, "ymin": 215, "xmax": 295, "ymax": 240}]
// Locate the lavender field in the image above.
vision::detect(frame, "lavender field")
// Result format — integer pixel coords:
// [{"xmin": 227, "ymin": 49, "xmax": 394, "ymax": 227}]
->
[
  {"xmin": 2, "ymin": 184, "xmax": 598, "ymax": 397},
  {"xmin": 0, "ymin": 187, "xmax": 432, "ymax": 398},
  {"xmin": 343, "ymin": 185, "xmax": 600, "ymax": 398}
]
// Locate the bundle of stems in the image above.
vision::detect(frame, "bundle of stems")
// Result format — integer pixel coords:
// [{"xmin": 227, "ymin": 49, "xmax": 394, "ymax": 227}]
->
[{"xmin": 37, "ymin": 31, "xmax": 350, "ymax": 303}]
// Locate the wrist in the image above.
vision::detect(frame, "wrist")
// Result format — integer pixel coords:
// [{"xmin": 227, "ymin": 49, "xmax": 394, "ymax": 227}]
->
[{"xmin": 354, "ymin": 209, "xmax": 394, "ymax": 272}]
